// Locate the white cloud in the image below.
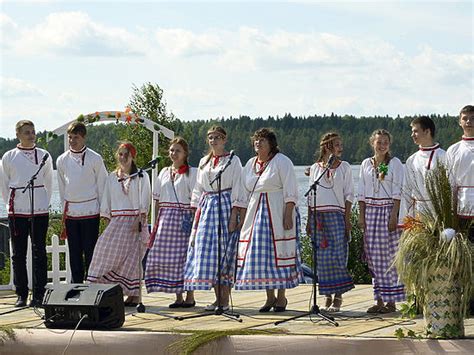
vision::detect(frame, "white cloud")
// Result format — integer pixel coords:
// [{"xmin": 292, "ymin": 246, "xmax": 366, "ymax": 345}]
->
[
  {"xmin": 0, "ymin": 77, "xmax": 44, "ymax": 97},
  {"xmin": 7, "ymin": 11, "xmax": 147, "ymax": 57},
  {"xmin": 155, "ymin": 28, "xmax": 223, "ymax": 57}
]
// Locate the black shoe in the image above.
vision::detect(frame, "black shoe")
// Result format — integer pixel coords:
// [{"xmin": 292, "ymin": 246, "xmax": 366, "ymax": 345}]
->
[
  {"xmin": 274, "ymin": 299, "xmax": 288, "ymax": 313},
  {"xmin": 28, "ymin": 298, "xmax": 43, "ymax": 308},
  {"xmin": 169, "ymin": 301, "xmax": 184, "ymax": 308},
  {"xmin": 259, "ymin": 300, "xmax": 276, "ymax": 313},
  {"xmin": 181, "ymin": 301, "xmax": 196, "ymax": 308},
  {"xmin": 15, "ymin": 296, "xmax": 27, "ymax": 307}
]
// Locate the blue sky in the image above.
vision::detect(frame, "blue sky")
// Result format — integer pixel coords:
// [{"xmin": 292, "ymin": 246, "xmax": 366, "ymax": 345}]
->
[{"xmin": 1, "ymin": 0, "xmax": 473, "ymax": 139}]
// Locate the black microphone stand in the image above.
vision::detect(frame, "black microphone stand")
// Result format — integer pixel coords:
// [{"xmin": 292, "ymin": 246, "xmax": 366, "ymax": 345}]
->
[
  {"xmin": 118, "ymin": 159, "xmax": 158, "ymax": 313},
  {"xmin": 175, "ymin": 153, "xmax": 242, "ymax": 322},
  {"xmin": 22, "ymin": 155, "xmax": 49, "ymax": 307},
  {"xmin": 275, "ymin": 160, "xmax": 338, "ymax": 326}
]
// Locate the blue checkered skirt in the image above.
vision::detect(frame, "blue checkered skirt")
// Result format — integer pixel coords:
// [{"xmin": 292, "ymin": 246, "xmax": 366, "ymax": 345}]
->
[
  {"xmin": 308, "ymin": 211, "xmax": 354, "ymax": 295},
  {"xmin": 145, "ymin": 207, "xmax": 192, "ymax": 293},
  {"xmin": 235, "ymin": 194, "xmax": 303, "ymax": 290},
  {"xmin": 364, "ymin": 204, "xmax": 405, "ymax": 302},
  {"xmin": 183, "ymin": 190, "xmax": 239, "ymax": 290}
]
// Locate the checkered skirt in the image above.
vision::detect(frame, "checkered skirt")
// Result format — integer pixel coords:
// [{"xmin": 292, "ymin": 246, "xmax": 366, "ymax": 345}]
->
[
  {"xmin": 86, "ymin": 215, "xmax": 148, "ymax": 296},
  {"xmin": 145, "ymin": 207, "xmax": 192, "ymax": 293},
  {"xmin": 364, "ymin": 204, "xmax": 405, "ymax": 302},
  {"xmin": 183, "ymin": 190, "xmax": 239, "ymax": 290},
  {"xmin": 308, "ymin": 211, "xmax": 354, "ymax": 295},
  {"xmin": 235, "ymin": 194, "xmax": 303, "ymax": 290}
]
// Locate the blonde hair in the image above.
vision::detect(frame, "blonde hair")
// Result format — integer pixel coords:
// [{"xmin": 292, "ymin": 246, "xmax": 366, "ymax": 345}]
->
[
  {"xmin": 200, "ymin": 126, "xmax": 227, "ymax": 169},
  {"xmin": 15, "ymin": 120, "xmax": 34, "ymax": 134},
  {"xmin": 316, "ymin": 132, "xmax": 341, "ymax": 163}
]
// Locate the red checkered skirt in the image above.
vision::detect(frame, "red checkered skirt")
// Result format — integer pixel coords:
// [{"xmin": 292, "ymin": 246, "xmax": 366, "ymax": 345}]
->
[{"xmin": 86, "ymin": 216, "xmax": 148, "ymax": 296}]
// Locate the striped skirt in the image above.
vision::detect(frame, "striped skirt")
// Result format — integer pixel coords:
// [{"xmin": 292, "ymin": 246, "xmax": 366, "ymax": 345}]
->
[
  {"xmin": 87, "ymin": 216, "xmax": 148, "ymax": 296},
  {"xmin": 308, "ymin": 211, "xmax": 354, "ymax": 295},
  {"xmin": 145, "ymin": 207, "xmax": 193, "ymax": 293},
  {"xmin": 364, "ymin": 204, "xmax": 405, "ymax": 302},
  {"xmin": 235, "ymin": 195, "xmax": 303, "ymax": 290},
  {"xmin": 184, "ymin": 190, "xmax": 239, "ymax": 290}
]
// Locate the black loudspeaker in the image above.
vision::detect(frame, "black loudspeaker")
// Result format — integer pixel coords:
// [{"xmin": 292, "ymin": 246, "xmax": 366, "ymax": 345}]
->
[{"xmin": 43, "ymin": 283, "xmax": 125, "ymax": 329}]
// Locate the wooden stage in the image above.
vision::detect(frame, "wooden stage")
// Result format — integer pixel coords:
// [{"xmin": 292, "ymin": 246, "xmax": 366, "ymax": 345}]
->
[{"xmin": 1, "ymin": 284, "xmax": 473, "ymax": 354}]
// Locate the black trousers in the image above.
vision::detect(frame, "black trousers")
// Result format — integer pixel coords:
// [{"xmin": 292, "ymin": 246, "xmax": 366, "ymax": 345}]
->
[
  {"xmin": 9, "ymin": 215, "xmax": 49, "ymax": 299},
  {"xmin": 65, "ymin": 217, "xmax": 100, "ymax": 283}
]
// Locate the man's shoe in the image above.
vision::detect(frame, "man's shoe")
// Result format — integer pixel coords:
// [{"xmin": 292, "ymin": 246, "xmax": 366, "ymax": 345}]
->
[
  {"xmin": 15, "ymin": 296, "xmax": 27, "ymax": 307},
  {"xmin": 28, "ymin": 298, "xmax": 43, "ymax": 308}
]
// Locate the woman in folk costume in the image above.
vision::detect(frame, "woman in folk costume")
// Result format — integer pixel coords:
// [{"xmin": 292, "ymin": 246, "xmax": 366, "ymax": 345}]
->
[
  {"xmin": 236, "ymin": 128, "xmax": 303, "ymax": 312},
  {"xmin": 306, "ymin": 132, "xmax": 354, "ymax": 312},
  {"xmin": 145, "ymin": 137, "xmax": 197, "ymax": 308},
  {"xmin": 87, "ymin": 142, "xmax": 151, "ymax": 306},
  {"xmin": 358, "ymin": 129, "xmax": 405, "ymax": 314},
  {"xmin": 184, "ymin": 126, "xmax": 246, "ymax": 311}
]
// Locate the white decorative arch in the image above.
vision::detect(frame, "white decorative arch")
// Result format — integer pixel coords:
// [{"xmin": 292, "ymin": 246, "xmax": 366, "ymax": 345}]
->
[{"xmin": 48, "ymin": 110, "xmax": 175, "ymax": 220}]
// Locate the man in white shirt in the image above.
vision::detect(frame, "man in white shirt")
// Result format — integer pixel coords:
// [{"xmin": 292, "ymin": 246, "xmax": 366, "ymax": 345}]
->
[
  {"xmin": 400, "ymin": 116, "xmax": 446, "ymax": 224},
  {"xmin": 446, "ymin": 105, "xmax": 474, "ymax": 314},
  {"xmin": 1, "ymin": 120, "xmax": 53, "ymax": 307},
  {"xmin": 56, "ymin": 122, "xmax": 107, "ymax": 283}
]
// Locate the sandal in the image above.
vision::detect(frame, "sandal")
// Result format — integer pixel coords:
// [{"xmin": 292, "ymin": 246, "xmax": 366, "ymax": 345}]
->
[
  {"xmin": 367, "ymin": 304, "xmax": 385, "ymax": 313},
  {"xmin": 328, "ymin": 296, "xmax": 342, "ymax": 312},
  {"xmin": 321, "ymin": 295, "xmax": 332, "ymax": 311}
]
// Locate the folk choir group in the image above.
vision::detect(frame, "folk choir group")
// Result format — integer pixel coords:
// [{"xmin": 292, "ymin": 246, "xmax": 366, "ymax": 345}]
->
[{"xmin": 1, "ymin": 105, "xmax": 473, "ymax": 315}]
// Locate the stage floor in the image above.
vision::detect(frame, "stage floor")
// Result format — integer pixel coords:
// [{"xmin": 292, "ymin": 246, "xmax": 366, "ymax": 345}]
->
[{"xmin": 1, "ymin": 284, "xmax": 473, "ymax": 339}]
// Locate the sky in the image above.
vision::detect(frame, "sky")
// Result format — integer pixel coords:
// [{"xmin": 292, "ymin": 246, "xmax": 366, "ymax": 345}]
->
[{"xmin": 0, "ymin": 0, "xmax": 473, "ymax": 139}]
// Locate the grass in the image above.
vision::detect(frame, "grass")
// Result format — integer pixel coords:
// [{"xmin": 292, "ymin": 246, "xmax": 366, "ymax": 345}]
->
[{"xmin": 167, "ymin": 328, "xmax": 288, "ymax": 354}]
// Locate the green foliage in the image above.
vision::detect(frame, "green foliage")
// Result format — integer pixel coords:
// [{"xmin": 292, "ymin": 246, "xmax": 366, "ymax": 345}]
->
[
  {"xmin": 398, "ymin": 294, "xmax": 420, "ymax": 319},
  {"xmin": 0, "ymin": 113, "xmax": 462, "ymax": 168},
  {"xmin": 347, "ymin": 208, "xmax": 371, "ymax": 284},
  {"xmin": 394, "ymin": 165, "xmax": 472, "ymax": 321},
  {"xmin": 0, "ymin": 326, "xmax": 15, "ymax": 345},
  {"xmin": 123, "ymin": 82, "xmax": 178, "ymax": 170}
]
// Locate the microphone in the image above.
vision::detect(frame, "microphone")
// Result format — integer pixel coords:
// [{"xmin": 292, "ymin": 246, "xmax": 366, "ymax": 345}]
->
[
  {"xmin": 326, "ymin": 154, "xmax": 336, "ymax": 168},
  {"xmin": 41, "ymin": 153, "xmax": 49, "ymax": 164},
  {"xmin": 146, "ymin": 156, "xmax": 161, "ymax": 167}
]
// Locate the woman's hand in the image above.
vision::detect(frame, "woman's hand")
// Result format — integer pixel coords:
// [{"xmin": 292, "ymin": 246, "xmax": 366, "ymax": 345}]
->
[
  {"xmin": 283, "ymin": 203, "xmax": 294, "ymax": 230},
  {"xmin": 344, "ymin": 215, "xmax": 352, "ymax": 238},
  {"xmin": 229, "ymin": 208, "xmax": 238, "ymax": 233},
  {"xmin": 358, "ymin": 214, "xmax": 366, "ymax": 231},
  {"xmin": 388, "ymin": 212, "xmax": 398, "ymax": 232}
]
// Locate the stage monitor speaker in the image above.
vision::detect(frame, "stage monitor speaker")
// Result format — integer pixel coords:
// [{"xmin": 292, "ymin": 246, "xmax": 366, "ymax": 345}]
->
[{"xmin": 43, "ymin": 283, "xmax": 125, "ymax": 329}]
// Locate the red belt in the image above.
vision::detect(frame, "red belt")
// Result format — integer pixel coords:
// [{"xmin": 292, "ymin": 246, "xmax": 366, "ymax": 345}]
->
[{"xmin": 60, "ymin": 198, "xmax": 97, "ymax": 240}]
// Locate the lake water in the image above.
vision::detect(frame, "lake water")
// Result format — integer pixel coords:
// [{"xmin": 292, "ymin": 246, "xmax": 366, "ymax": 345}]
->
[{"xmin": 0, "ymin": 165, "xmax": 361, "ymax": 220}]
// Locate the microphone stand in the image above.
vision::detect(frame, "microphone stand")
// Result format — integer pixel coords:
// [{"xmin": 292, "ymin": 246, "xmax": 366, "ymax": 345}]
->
[
  {"xmin": 175, "ymin": 153, "xmax": 242, "ymax": 322},
  {"xmin": 275, "ymin": 160, "xmax": 338, "ymax": 326},
  {"xmin": 118, "ymin": 160, "xmax": 157, "ymax": 313},
  {"xmin": 22, "ymin": 156, "xmax": 49, "ymax": 306}
]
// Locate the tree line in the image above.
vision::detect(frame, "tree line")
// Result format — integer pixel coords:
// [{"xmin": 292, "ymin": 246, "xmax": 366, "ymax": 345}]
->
[{"xmin": 0, "ymin": 113, "xmax": 462, "ymax": 168}]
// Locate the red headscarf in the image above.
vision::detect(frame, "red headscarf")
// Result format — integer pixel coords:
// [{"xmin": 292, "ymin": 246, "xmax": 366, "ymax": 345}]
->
[{"xmin": 119, "ymin": 142, "xmax": 137, "ymax": 158}]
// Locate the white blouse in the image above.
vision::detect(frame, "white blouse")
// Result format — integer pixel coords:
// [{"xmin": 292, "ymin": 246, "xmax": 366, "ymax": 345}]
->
[
  {"xmin": 241, "ymin": 152, "xmax": 298, "ymax": 206},
  {"xmin": 191, "ymin": 153, "xmax": 246, "ymax": 208},
  {"xmin": 307, "ymin": 160, "xmax": 354, "ymax": 213},
  {"xmin": 400, "ymin": 144, "xmax": 446, "ymax": 220},
  {"xmin": 1, "ymin": 146, "xmax": 53, "ymax": 216},
  {"xmin": 153, "ymin": 166, "xmax": 197, "ymax": 208},
  {"xmin": 56, "ymin": 147, "xmax": 108, "ymax": 218},
  {"xmin": 358, "ymin": 157, "xmax": 404, "ymax": 206},
  {"xmin": 446, "ymin": 137, "xmax": 474, "ymax": 218},
  {"xmin": 100, "ymin": 171, "xmax": 151, "ymax": 219}
]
